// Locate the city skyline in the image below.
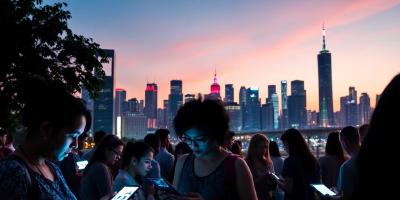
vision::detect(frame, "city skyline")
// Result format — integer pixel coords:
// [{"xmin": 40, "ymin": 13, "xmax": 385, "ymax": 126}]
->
[{"xmin": 64, "ymin": 0, "xmax": 400, "ymax": 112}]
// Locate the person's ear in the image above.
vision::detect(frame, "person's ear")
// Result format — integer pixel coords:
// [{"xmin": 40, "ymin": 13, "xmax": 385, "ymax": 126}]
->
[
  {"xmin": 130, "ymin": 157, "xmax": 138, "ymax": 166},
  {"xmin": 38, "ymin": 121, "xmax": 54, "ymax": 141}
]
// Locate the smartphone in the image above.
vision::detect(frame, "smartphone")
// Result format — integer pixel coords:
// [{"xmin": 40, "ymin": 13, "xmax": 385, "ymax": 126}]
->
[
  {"xmin": 76, "ymin": 160, "xmax": 88, "ymax": 171},
  {"xmin": 269, "ymin": 172, "xmax": 281, "ymax": 181},
  {"xmin": 310, "ymin": 184, "xmax": 336, "ymax": 196},
  {"xmin": 146, "ymin": 178, "xmax": 181, "ymax": 195},
  {"xmin": 111, "ymin": 186, "xmax": 139, "ymax": 200}
]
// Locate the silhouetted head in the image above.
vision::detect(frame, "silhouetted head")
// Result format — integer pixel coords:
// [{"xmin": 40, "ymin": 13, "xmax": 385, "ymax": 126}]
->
[
  {"xmin": 144, "ymin": 133, "xmax": 160, "ymax": 154},
  {"xmin": 269, "ymin": 141, "xmax": 281, "ymax": 157},
  {"xmin": 174, "ymin": 97, "xmax": 229, "ymax": 158},
  {"xmin": 0, "ymin": 129, "xmax": 7, "ymax": 146},
  {"xmin": 354, "ymin": 74, "xmax": 400, "ymax": 199},
  {"xmin": 281, "ymin": 129, "xmax": 317, "ymax": 173},
  {"xmin": 174, "ymin": 142, "xmax": 192, "ymax": 159},
  {"xmin": 222, "ymin": 131, "xmax": 235, "ymax": 150},
  {"xmin": 339, "ymin": 126, "xmax": 360, "ymax": 156},
  {"xmin": 325, "ymin": 131, "xmax": 346, "ymax": 164},
  {"xmin": 93, "ymin": 130, "xmax": 107, "ymax": 146},
  {"xmin": 155, "ymin": 129, "xmax": 170, "ymax": 148}
]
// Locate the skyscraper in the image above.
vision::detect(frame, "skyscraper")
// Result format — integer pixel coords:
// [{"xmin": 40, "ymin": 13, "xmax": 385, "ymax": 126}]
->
[
  {"xmin": 339, "ymin": 96, "xmax": 348, "ymax": 127},
  {"xmin": 359, "ymin": 93, "xmax": 371, "ymax": 125},
  {"xmin": 244, "ymin": 87, "xmax": 261, "ymax": 131},
  {"xmin": 144, "ymin": 83, "xmax": 158, "ymax": 129},
  {"xmin": 184, "ymin": 94, "xmax": 196, "ymax": 103},
  {"xmin": 317, "ymin": 25, "xmax": 334, "ymax": 127},
  {"xmin": 122, "ymin": 112, "xmax": 147, "ymax": 139},
  {"xmin": 168, "ymin": 80, "xmax": 183, "ymax": 131},
  {"xmin": 225, "ymin": 102, "xmax": 242, "ymax": 131},
  {"xmin": 271, "ymin": 93, "xmax": 279, "ymax": 130},
  {"xmin": 288, "ymin": 80, "xmax": 307, "ymax": 128},
  {"xmin": 127, "ymin": 98, "xmax": 139, "ymax": 113},
  {"xmin": 346, "ymin": 87, "xmax": 358, "ymax": 126},
  {"xmin": 207, "ymin": 71, "xmax": 221, "ymax": 100},
  {"xmin": 281, "ymin": 80, "xmax": 288, "ymax": 130},
  {"xmin": 82, "ymin": 49, "xmax": 115, "ymax": 134},
  {"xmin": 115, "ymin": 89, "xmax": 126, "ymax": 138},
  {"xmin": 268, "ymin": 85, "xmax": 276, "ymax": 99},
  {"xmin": 239, "ymin": 86, "xmax": 247, "ymax": 130},
  {"xmin": 261, "ymin": 101, "xmax": 273, "ymax": 130},
  {"xmin": 224, "ymin": 84, "xmax": 234, "ymax": 104}
]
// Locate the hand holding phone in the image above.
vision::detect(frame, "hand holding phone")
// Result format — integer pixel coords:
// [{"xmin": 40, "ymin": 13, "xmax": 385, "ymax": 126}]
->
[
  {"xmin": 111, "ymin": 186, "xmax": 139, "ymax": 200},
  {"xmin": 76, "ymin": 160, "xmax": 88, "ymax": 171},
  {"xmin": 310, "ymin": 184, "xmax": 336, "ymax": 196},
  {"xmin": 147, "ymin": 178, "xmax": 181, "ymax": 196}
]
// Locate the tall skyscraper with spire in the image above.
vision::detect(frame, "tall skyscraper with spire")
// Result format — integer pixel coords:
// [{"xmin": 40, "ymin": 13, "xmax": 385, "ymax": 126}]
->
[
  {"xmin": 317, "ymin": 24, "xmax": 335, "ymax": 127},
  {"xmin": 207, "ymin": 70, "xmax": 221, "ymax": 100},
  {"xmin": 144, "ymin": 83, "xmax": 158, "ymax": 129}
]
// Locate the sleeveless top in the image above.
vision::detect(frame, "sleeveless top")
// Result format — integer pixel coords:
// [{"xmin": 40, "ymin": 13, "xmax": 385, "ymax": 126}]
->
[{"xmin": 177, "ymin": 153, "xmax": 239, "ymax": 200}]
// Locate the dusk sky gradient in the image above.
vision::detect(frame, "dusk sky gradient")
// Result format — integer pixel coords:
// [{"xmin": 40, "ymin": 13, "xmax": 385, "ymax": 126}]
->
[{"xmin": 56, "ymin": 0, "xmax": 400, "ymax": 111}]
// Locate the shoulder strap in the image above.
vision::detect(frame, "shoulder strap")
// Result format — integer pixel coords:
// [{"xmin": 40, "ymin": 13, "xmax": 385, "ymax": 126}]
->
[{"xmin": 223, "ymin": 154, "xmax": 239, "ymax": 200}]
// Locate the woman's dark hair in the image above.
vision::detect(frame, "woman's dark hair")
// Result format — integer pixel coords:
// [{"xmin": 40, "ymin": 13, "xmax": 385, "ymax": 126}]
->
[
  {"xmin": 281, "ymin": 129, "xmax": 317, "ymax": 173},
  {"xmin": 354, "ymin": 74, "xmax": 400, "ymax": 199},
  {"xmin": 230, "ymin": 142, "xmax": 242, "ymax": 156},
  {"xmin": 20, "ymin": 78, "xmax": 89, "ymax": 136},
  {"xmin": 121, "ymin": 142, "xmax": 153, "ymax": 169},
  {"xmin": 325, "ymin": 131, "xmax": 346, "ymax": 164},
  {"xmin": 173, "ymin": 97, "xmax": 230, "ymax": 145},
  {"xmin": 86, "ymin": 134, "xmax": 124, "ymax": 174},
  {"xmin": 269, "ymin": 141, "xmax": 281, "ymax": 157}
]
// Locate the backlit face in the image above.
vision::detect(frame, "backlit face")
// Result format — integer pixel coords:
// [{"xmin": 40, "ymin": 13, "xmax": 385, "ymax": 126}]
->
[
  {"xmin": 106, "ymin": 145, "xmax": 124, "ymax": 166},
  {"xmin": 181, "ymin": 128, "xmax": 210, "ymax": 158},
  {"xmin": 51, "ymin": 115, "xmax": 86, "ymax": 161},
  {"xmin": 257, "ymin": 140, "xmax": 269, "ymax": 158},
  {"xmin": 135, "ymin": 152, "xmax": 153, "ymax": 176}
]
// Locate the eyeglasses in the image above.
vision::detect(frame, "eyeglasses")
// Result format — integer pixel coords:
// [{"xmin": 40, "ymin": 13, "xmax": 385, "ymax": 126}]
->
[
  {"xmin": 111, "ymin": 149, "xmax": 122, "ymax": 157},
  {"xmin": 180, "ymin": 135, "xmax": 208, "ymax": 146}
]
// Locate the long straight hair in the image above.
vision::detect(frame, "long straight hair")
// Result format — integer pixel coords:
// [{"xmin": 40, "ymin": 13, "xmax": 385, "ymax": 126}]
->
[
  {"xmin": 281, "ymin": 129, "xmax": 317, "ymax": 174},
  {"xmin": 246, "ymin": 134, "xmax": 272, "ymax": 169}
]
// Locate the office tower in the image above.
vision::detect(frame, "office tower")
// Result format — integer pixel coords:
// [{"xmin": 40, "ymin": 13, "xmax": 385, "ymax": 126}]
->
[
  {"xmin": 207, "ymin": 71, "xmax": 221, "ymax": 100},
  {"xmin": 168, "ymin": 80, "xmax": 183, "ymax": 131},
  {"xmin": 359, "ymin": 93, "xmax": 371, "ymax": 125},
  {"xmin": 144, "ymin": 83, "xmax": 158, "ymax": 129},
  {"xmin": 139, "ymin": 100, "xmax": 144, "ymax": 113},
  {"xmin": 239, "ymin": 86, "xmax": 247, "ymax": 130},
  {"xmin": 115, "ymin": 88, "xmax": 126, "ymax": 138},
  {"xmin": 82, "ymin": 49, "xmax": 115, "ymax": 134},
  {"xmin": 317, "ymin": 25, "xmax": 334, "ymax": 127},
  {"xmin": 225, "ymin": 102, "xmax": 242, "ymax": 131},
  {"xmin": 261, "ymin": 101, "xmax": 273, "ymax": 131},
  {"xmin": 127, "ymin": 98, "xmax": 139, "ymax": 113},
  {"xmin": 122, "ymin": 112, "xmax": 148, "ymax": 139},
  {"xmin": 244, "ymin": 87, "xmax": 261, "ymax": 131},
  {"xmin": 288, "ymin": 80, "xmax": 307, "ymax": 128},
  {"xmin": 184, "ymin": 94, "xmax": 196, "ymax": 103},
  {"xmin": 339, "ymin": 96, "xmax": 348, "ymax": 127},
  {"xmin": 281, "ymin": 80, "xmax": 288, "ymax": 129},
  {"xmin": 224, "ymin": 84, "xmax": 234, "ymax": 104},
  {"xmin": 346, "ymin": 87, "xmax": 358, "ymax": 126}
]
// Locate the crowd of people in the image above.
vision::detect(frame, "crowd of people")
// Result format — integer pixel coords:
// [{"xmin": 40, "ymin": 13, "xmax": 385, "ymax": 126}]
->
[{"xmin": 0, "ymin": 73, "xmax": 399, "ymax": 199}]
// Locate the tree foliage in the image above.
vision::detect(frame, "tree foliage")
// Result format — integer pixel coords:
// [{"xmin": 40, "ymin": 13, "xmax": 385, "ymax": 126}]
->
[{"xmin": 0, "ymin": 0, "xmax": 107, "ymax": 132}]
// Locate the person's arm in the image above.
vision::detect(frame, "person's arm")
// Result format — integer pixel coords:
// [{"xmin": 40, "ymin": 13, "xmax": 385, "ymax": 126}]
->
[
  {"xmin": 91, "ymin": 163, "xmax": 113, "ymax": 198},
  {"xmin": 234, "ymin": 158, "xmax": 258, "ymax": 200},
  {"xmin": 278, "ymin": 158, "xmax": 294, "ymax": 194}
]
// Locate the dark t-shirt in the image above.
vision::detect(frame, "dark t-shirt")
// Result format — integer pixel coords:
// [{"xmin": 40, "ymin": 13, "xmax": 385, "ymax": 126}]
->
[{"xmin": 282, "ymin": 155, "xmax": 321, "ymax": 200}]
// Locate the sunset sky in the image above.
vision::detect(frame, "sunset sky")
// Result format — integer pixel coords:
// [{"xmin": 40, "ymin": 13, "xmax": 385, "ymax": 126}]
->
[{"xmin": 60, "ymin": 0, "xmax": 400, "ymax": 111}]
